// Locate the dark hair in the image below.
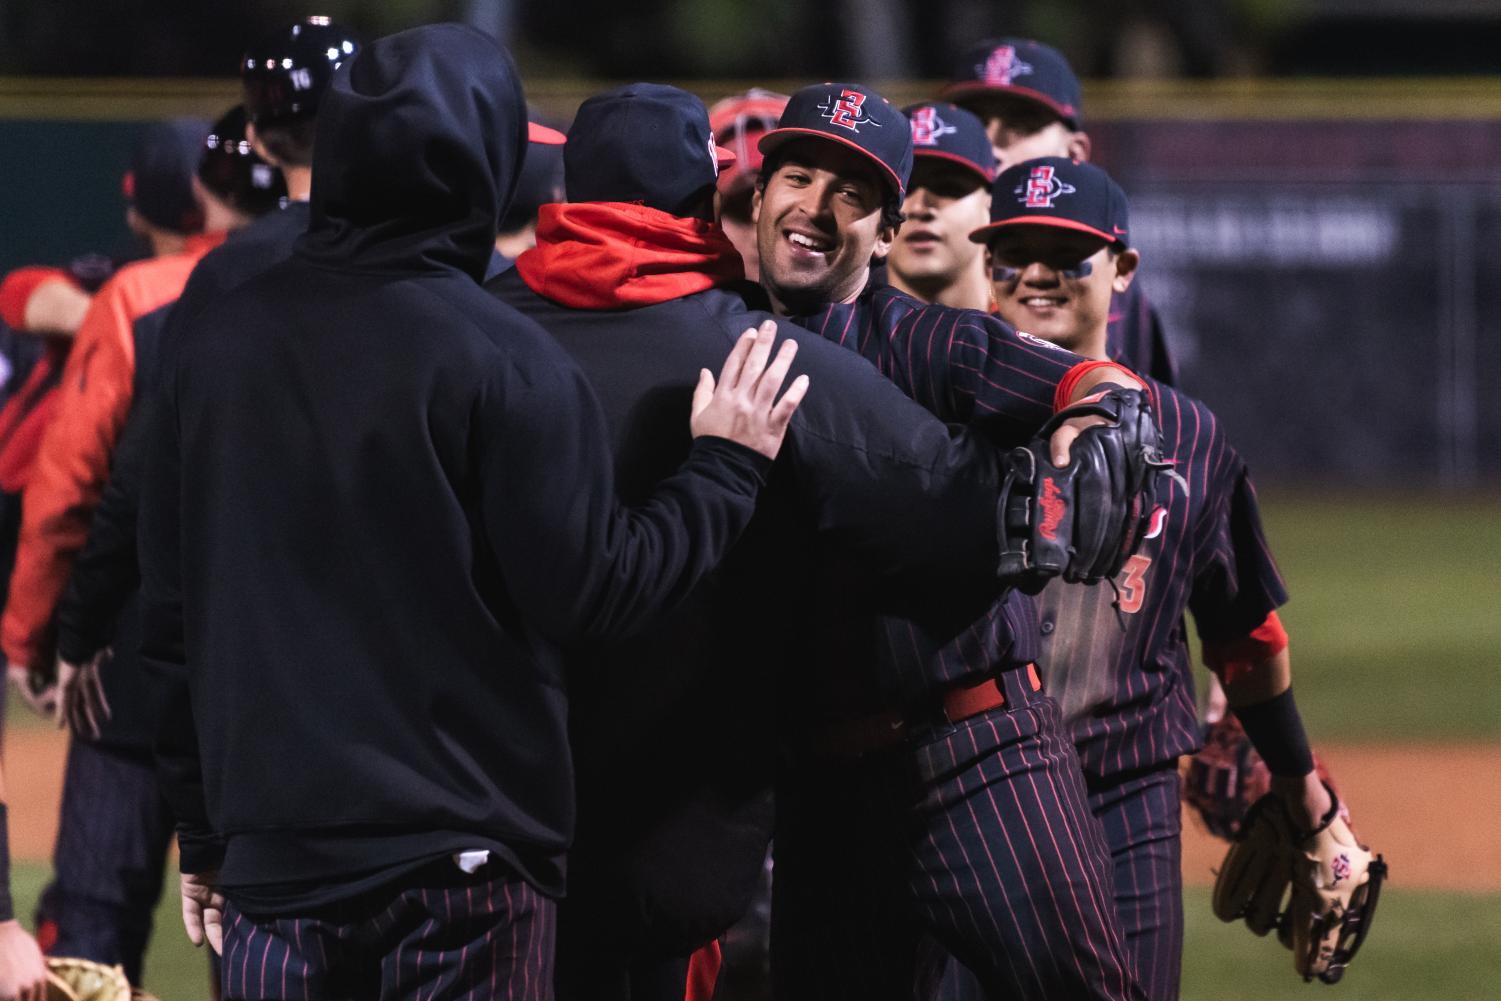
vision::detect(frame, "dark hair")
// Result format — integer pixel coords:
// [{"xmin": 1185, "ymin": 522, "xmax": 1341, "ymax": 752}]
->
[
  {"xmin": 758, "ymin": 148, "xmax": 905, "ymax": 233},
  {"xmin": 253, "ymin": 119, "xmax": 318, "ymax": 168}
]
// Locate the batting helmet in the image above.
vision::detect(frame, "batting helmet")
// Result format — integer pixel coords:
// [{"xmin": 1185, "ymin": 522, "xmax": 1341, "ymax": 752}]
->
[
  {"xmin": 707, "ymin": 88, "xmax": 788, "ymax": 196},
  {"xmin": 198, "ymin": 105, "xmax": 287, "ymax": 215},
  {"xmin": 241, "ymin": 16, "xmax": 360, "ymax": 126}
]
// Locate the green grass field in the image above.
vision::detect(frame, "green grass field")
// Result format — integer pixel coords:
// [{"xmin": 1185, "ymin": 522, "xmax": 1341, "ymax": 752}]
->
[
  {"xmin": 1179, "ymin": 886, "xmax": 1501, "ymax": 1000},
  {"xmin": 1190, "ymin": 492, "xmax": 1501, "ymax": 742}
]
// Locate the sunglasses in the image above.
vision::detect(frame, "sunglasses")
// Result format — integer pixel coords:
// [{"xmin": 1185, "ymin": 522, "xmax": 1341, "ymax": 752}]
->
[{"xmin": 991, "ymin": 257, "xmax": 1094, "ymax": 281}]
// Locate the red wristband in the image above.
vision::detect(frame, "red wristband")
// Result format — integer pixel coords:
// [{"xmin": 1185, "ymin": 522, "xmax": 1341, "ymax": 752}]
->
[{"xmin": 1053, "ymin": 359, "xmax": 1138, "ymax": 412}]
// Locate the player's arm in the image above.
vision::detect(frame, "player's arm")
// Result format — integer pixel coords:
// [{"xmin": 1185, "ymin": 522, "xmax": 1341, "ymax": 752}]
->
[
  {"xmin": 137, "ymin": 341, "xmax": 208, "ymax": 851},
  {"xmin": 0, "ymin": 759, "xmax": 49, "ymax": 1001},
  {"xmin": 2, "ymin": 280, "xmax": 136, "ymax": 674},
  {"xmin": 52, "ymin": 308, "xmax": 173, "ymax": 737},
  {"xmin": 1206, "ymin": 630, "xmax": 1332, "ymax": 831},
  {"xmin": 1188, "ymin": 448, "xmax": 1333, "ymax": 830},
  {"xmin": 768, "ymin": 331, "xmax": 1009, "ymax": 600},
  {"xmin": 0, "ymin": 266, "xmax": 91, "ymax": 338},
  {"xmin": 875, "ymin": 305, "xmax": 1145, "ymax": 458},
  {"xmin": 481, "ymin": 320, "xmax": 803, "ymax": 642},
  {"xmin": 135, "ymin": 350, "xmax": 226, "ymax": 953}
]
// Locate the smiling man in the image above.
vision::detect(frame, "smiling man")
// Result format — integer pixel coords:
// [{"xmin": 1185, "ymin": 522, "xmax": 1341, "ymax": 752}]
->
[
  {"xmin": 752, "ymin": 88, "xmax": 910, "ymax": 316},
  {"xmin": 974, "ymin": 157, "xmax": 1139, "ymax": 350},
  {"xmin": 885, "ymin": 102, "xmax": 997, "ymax": 311},
  {"xmin": 957, "ymin": 155, "xmax": 1381, "ymax": 1001},
  {"xmin": 752, "ymin": 83, "xmax": 1152, "ymax": 1001}
]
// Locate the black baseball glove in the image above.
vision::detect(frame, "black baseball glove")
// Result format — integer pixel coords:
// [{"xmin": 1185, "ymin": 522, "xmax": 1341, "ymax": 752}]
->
[{"xmin": 997, "ymin": 386, "xmax": 1169, "ymax": 589}]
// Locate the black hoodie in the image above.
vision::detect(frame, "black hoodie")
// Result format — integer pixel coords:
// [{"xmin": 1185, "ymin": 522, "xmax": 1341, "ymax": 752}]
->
[{"xmin": 137, "ymin": 25, "xmax": 771, "ymax": 909}]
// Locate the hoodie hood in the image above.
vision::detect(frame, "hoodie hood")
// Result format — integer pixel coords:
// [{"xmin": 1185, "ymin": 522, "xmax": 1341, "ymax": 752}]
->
[
  {"xmin": 298, "ymin": 24, "xmax": 527, "ymax": 281},
  {"xmin": 516, "ymin": 202, "xmax": 745, "ymax": 309}
]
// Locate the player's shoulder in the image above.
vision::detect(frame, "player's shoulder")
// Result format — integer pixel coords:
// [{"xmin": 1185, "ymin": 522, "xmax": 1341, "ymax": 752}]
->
[
  {"xmin": 104, "ymin": 249, "xmax": 198, "ymax": 309},
  {"xmin": 1143, "ymin": 376, "xmax": 1248, "ymax": 483},
  {"xmin": 1145, "ymin": 377, "xmax": 1220, "ymax": 441}
]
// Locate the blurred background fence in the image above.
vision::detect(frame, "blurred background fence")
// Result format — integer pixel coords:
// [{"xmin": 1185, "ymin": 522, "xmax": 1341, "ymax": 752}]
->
[{"xmin": 4, "ymin": 75, "xmax": 1499, "ymax": 489}]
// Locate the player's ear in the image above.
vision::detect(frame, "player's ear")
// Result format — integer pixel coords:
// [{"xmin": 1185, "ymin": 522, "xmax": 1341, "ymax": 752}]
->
[
  {"xmin": 1112, "ymin": 248, "xmax": 1140, "ymax": 293},
  {"xmin": 751, "ymin": 185, "xmax": 762, "ymax": 225},
  {"xmin": 872, "ymin": 223, "xmax": 897, "ymax": 261},
  {"xmin": 1067, "ymin": 129, "xmax": 1092, "ymax": 163}
]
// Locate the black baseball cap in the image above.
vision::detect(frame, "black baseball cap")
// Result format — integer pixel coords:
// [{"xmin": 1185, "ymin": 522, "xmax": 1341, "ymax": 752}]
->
[
  {"xmin": 198, "ymin": 105, "xmax": 287, "ymax": 216},
  {"xmin": 123, "ymin": 119, "xmax": 208, "ymax": 235},
  {"xmin": 940, "ymin": 38, "xmax": 1082, "ymax": 130},
  {"xmin": 969, "ymin": 157, "xmax": 1128, "ymax": 249},
  {"xmin": 757, "ymin": 82, "xmax": 912, "ymax": 199},
  {"xmin": 565, "ymin": 83, "xmax": 736, "ymax": 215},
  {"xmin": 903, "ymin": 101, "xmax": 996, "ymax": 185}
]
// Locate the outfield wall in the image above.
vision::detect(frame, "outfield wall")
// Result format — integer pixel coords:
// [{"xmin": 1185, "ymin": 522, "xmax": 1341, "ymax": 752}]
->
[{"xmin": 3, "ymin": 78, "xmax": 1500, "ymax": 487}]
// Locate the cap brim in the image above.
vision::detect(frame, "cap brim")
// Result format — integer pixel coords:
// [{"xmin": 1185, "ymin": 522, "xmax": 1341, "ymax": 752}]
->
[
  {"xmin": 938, "ymin": 81, "xmax": 1079, "ymax": 129},
  {"xmin": 968, "ymin": 215, "xmax": 1119, "ymax": 246},
  {"xmin": 757, "ymin": 126, "xmax": 904, "ymax": 197},
  {"xmin": 912, "ymin": 148, "xmax": 995, "ymax": 185},
  {"xmin": 528, "ymin": 122, "xmax": 567, "ymax": 145},
  {"xmin": 714, "ymin": 143, "xmax": 738, "ymax": 168}
]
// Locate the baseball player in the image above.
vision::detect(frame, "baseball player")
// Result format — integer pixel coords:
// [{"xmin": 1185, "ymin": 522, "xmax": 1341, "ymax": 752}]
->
[
  {"xmin": 941, "ymin": 37, "xmax": 1177, "ymax": 385},
  {"xmin": 2, "ymin": 115, "xmax": 234, "ymax": 696},
  {"xmin": 0, "ymin": 256, "xmax": 113, "ymax": 633},
  {"xmin": 884, "ymin": 101, "xmax": 997, "ymax": 311},
  {"xmin": 29, "ymin": 106, "xmax": 279, "ymax": 987},
  {"xmin": 486, "ymin": 82, "xmax": 1106, "ymax": 1001},
  {"xmin": 957, "ymin": 155, "xmax": 1368, "ymax": 998},
  {"xmin": 749, "ymin": 82, "xmax": 1155, "ymax": 1001},
  {"xmin": 709, "ymin": 89, "xmax": 790, "ymax": 280},
  {"xmin": 137, "ymin": 27, "xmax": 804, "ymax": 999}
]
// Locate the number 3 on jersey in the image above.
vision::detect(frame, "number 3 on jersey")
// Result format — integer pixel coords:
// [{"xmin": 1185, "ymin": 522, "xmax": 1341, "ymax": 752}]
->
[{"xmin": 1116, "ymin": 555, "xmax": 1151, "ymax": 614}]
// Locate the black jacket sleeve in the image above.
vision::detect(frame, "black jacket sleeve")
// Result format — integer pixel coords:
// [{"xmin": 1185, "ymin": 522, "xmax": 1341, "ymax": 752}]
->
[
  {"xmin": 479, "ymin": 355, "xmax": 772, "ymax": 642},
  {"xmin": 53, "ymin": 380, "xmax": 151, "ymax": 664},
  {"xmin": 136, "ymin": 365, "xmax": 213, "ymax": 867},
  {"xmin": 766, "ymin": 326, "xmax": 1008, "ymax": 602}
]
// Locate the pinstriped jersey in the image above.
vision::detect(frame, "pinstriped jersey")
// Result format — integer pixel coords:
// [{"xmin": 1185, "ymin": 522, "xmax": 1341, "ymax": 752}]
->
[
  {"xmin": 795, "ymin": 282, "xmax": 1085, "ymax": 704},
  {"xmin": 1036, "ymin": 377, "xmax": 1288, "ymax": 779}
]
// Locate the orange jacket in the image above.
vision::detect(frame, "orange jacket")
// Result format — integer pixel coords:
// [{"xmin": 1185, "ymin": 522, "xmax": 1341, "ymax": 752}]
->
[{"xmin": 1, "ymin": 233, "xmax": 224, "ymax": 668}]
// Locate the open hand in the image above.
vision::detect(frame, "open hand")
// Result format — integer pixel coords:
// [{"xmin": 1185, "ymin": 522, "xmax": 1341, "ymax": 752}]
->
[
  {"xmin": 181, "ymin": 870, "xmax": 226, "ymax": 955},
  {"xmin": 55, "ymin": 650, "xmax": 113, "ymax": 741},
  {"xmin": 690, "ymin": 319, "xmax": 809, "ymax": 460}
]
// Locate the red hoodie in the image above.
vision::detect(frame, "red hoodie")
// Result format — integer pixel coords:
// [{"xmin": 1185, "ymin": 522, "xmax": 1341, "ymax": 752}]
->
[{"xmin": 517, "ymin": 202, "xmax": 745, "ymax": 309}]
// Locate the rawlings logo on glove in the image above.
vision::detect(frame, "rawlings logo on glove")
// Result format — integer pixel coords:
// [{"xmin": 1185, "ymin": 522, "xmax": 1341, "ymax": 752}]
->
[{"xmin": 997, "ymin": 386, "xmax": 1171, "ymax": 590}]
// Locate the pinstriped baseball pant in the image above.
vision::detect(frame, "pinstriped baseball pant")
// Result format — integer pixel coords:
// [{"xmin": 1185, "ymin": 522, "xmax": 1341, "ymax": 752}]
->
[
  {"xmin": 218, "ymin": 859, "xmax": 556, "ymax": 1001},
  {"xmin": 937, "ymin": 763, "xmax": 1185, "ymax": 1001},
  {"xmin": 772, "ymin": 674, "xmax": 1143, "ymax": 1001},
  {"xmin": 36, "ymin": 739, "xmax": 176, "ymax": 985}
]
